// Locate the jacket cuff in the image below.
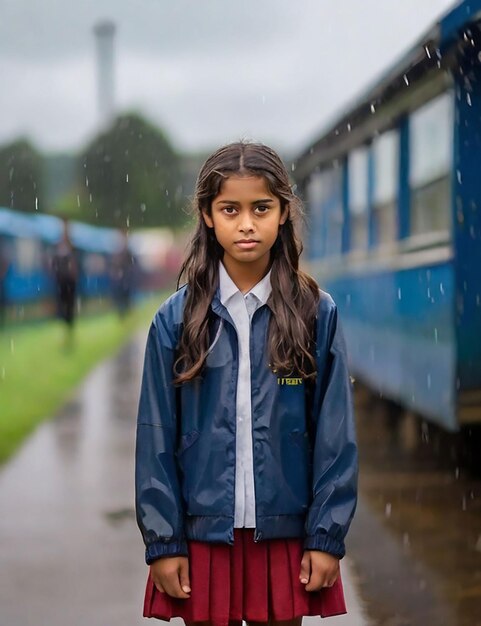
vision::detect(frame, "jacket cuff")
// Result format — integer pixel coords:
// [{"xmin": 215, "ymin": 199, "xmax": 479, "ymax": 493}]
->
[
  {"xmin": 303, "ymin": 533, "xmax": 345, "ymax": 558},
  {"xmin": 145, "ymin": 538, "xmax": 189, "ymax": 564}
]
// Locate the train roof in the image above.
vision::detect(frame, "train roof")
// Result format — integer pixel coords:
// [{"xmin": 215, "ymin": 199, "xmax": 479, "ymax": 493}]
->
[
  {"xmin": 294, "ymin": 0, "xmax": 481, "ymax": 180},
  {"xmin": 0, "ymin": 207, "xmax": 120, "ymax": 254}
]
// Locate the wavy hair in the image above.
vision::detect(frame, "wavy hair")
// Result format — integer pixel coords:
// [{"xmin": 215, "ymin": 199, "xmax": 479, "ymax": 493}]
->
[{"xmin": 174, "ymin": 141, "xmax": 320, "ymax": 384}]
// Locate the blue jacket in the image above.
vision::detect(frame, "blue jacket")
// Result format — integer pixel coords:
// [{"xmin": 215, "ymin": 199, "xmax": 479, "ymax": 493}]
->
[{"xmin": 135, "ymin": 285, "xmax": 358, "ymax": 565}]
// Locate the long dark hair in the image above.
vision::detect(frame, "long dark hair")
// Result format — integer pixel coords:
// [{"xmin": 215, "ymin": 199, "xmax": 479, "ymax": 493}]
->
[{"xmin": 174, "ymin": 141, "xmax": 320, "ymax": 384}]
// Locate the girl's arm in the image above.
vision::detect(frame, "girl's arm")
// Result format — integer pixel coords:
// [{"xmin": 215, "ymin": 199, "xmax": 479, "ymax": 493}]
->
[
  {"xmin": 135, "ymin": 308, "xmax": 187, "ymax": 564},
  {"xmin": 304, "ymin": 297, "xmax": 358, "ymax": 559}
]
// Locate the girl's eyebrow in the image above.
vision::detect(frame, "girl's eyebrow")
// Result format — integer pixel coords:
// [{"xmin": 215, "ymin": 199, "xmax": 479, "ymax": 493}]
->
[{"xmin": 216, "ymin": 198, "xmax": 274, "ymax": 205}]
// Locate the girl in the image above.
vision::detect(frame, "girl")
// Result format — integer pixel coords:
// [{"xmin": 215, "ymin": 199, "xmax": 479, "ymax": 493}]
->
[{"xmin": 135, "ymin": 141, "xmax": 358, "ymax": 626}]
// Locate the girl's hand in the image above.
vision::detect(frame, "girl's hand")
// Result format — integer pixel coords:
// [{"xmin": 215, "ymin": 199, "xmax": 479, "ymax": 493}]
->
[
  {"xmin": 299, "ymin": 550, "xmax": 339, "ymax": 592},
  {"xmin": 150, "ymin": 556, "xmax": 191, "ymax": 599}
]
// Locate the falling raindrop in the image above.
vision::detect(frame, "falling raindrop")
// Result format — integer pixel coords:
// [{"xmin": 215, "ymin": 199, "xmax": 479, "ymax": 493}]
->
[
  {"xmin": 140, "ymin": 203, "xmax": 146, "ymax": 213},
  {"xmin": 126, "ymin": 173, "xmax": 129, "ymax": 183},
  {"xmin": 35, "ymin": 197, "xmax": 38, "ymax": 211},
  {"xmin": 439, "ymin": 283, "xmax": 444, "ymax": 295},
  {"xmin": 370, "ymin": 103, "xmax": 376, "ymax": 113},
  {"xmin": 455, "ymin": 467, "xmax": 460, "ymax": 479},
  {"xmin": 85, "ymin": 177, "xmax": 89, "ymax": 187},
  {"xmin": 467, "ymin": 93, "xmax": 472, "ymax": 106},
  {"xmin": 457, "ymin": 170, "xmax": 462, "ymax": 184},
  {"xmin": 462, "ymin": 495, "xmax": 467, "ymax": 511},
  {"xmin": 346, "ymin": 293, "xmax": 351, "ymax": 306},
  {"xmin": 291, "ymin": 163, "xmax": 296, "ymax": 172},
  {"xmin": 427, "ymin": 287, "xmax": 431, "ymax": 298},
  {"xmin": 427, "ymin": 373, "xmax": 431, "ymax": 389},
  {"xmin": 425, "ymin": 46, "xmax": 432, "ymax": 59},
  {"xmin": 385, "ymin": 503, "xmax": 392, "ymax": 518},
  {"xmin": 1, "ymin": 366, "xmax": 5, "ymax": 380},
  {"xmin": 9, "ymin": 167, "xmax": 14, "ymax": 181},
  {"xmin": 421, "ymin": 421, "xmax": 429, "ymax": 443},
  {"xmin": 77, "ymin": 195, "xmax": 81, "ymax": 208},
  {"xmin": 434, "ymin": 327, "xmax": 438, "ymax": 343},
  {"xmin": 347, "ymin": 123, "xmax": 351, "ymax": 132},
  {"xmin": 261, "ymin": 95, "xmax": 266, "ymax": 104},
  {"xmin": 403, "ymin": 74, "xmax": 409, "ymax": 86},
  {"xmin": 398, "ymin": 287, "xmax": 402, "ymax": 300},
  {"xmin": 403, "ymin": 533, "xmax": 410, "ymax": 550},
  {"xmin": 89, "ymin": 194, "xmax": 92, "ymax": 203},
  {"xmin": 475, "ymin": 535, "xmax": 481, "ymax": 552}
]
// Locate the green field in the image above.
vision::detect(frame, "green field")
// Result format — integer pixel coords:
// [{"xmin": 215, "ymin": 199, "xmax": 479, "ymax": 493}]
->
[{"xmin": 0, "ymin": 294, "xmax": 168, "ymax": 464}]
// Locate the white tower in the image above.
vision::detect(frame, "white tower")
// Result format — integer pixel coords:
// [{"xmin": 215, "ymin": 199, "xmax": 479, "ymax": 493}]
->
[{"xmin": 93, "ymin": 20, "xmax": 116, "ymax": 126}]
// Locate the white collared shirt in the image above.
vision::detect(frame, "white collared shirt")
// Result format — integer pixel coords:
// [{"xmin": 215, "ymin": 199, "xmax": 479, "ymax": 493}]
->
[{"xmin": 218, "ymin": 262, "xmax": 272, "ymax": 527}]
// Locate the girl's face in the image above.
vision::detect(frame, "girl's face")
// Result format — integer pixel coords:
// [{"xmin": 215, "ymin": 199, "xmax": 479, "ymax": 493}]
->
[{"xmin": 202, "ymin": 175, "xmax": 287, "ymax": 273}]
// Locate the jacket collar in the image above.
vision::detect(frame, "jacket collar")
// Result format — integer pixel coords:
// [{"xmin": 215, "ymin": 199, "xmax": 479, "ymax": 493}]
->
[{"xmin": 218, "ymin": 261, "xmax": 272, "ymax": 306}]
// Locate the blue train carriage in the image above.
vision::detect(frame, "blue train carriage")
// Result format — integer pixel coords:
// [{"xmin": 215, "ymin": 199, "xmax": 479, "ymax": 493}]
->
[
  {"xmin": 294, "ymin": 0, "xmax": 481, "ymax": 431},
  {"xmin": 0, "ymin": 207, "xmax": 121, "ymax": 320}
]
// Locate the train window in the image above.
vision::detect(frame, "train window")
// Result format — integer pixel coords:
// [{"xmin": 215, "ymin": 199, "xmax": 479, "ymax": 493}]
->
[
  {"xmin": 409, "ymin": 91, "xmax": 454, "ymax": 236},
  {"xmin": 372, "ymin": 129, "xmax": 399, "ymax": 245},
  {"xmin": 306, "ymin": 171, "xmax": 325, "ymax": 260},
  {"xmin": 15, "ymin": 237, "xmax": 39, "ymax": 272},
  {"xmin": 348, "ymin": 146, "xmax": 369, "ymax": 250},
  {"xmin": 306, "ymin": 167, "xmax": 343, "ymax": 258}
]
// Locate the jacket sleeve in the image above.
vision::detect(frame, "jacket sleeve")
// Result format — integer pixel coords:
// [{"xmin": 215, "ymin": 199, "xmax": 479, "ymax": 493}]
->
[
  {"xmin": 304, "ymin": 299, "xmax": 358, "ymax": 558},
  {"xmin": 135, "ymin": 309, "xmax": 187, "ymax": 564}
]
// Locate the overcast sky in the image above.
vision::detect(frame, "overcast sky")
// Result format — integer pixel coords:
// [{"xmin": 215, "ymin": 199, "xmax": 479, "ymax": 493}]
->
[{"xmin": 0, "ymin": 0, "xmax": 456, "ymax": 156}]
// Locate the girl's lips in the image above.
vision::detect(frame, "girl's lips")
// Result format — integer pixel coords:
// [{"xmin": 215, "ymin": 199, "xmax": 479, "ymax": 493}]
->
[{"xmin": 235, "ymin": 240, "xmax": 259, "ymax": 250}]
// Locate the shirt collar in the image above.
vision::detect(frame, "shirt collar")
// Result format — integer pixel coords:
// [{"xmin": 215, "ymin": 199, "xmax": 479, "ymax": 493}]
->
[{"xmin": 218, "ymin": 262, "xmax": 272, "ymax": 306}]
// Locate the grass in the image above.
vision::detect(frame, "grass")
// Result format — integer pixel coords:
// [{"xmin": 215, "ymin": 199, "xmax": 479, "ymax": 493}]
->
[{"xmin": 0, "ymin": 292, "xmax": 169, "ymax": 464}]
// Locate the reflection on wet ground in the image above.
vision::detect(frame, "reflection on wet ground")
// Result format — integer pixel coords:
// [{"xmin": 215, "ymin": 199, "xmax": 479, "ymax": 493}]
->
[
  {"xmin": 348, "ymin": 388, "xmax": 481, "ymax": 626},
  {"xmin": 1, "ymin": 331, "xmax": 480, "ymax": 625}
]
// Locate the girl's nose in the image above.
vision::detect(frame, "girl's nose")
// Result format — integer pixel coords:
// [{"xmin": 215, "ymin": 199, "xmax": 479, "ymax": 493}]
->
[{"xmin": 239, "ymin": 214, "xmax": 255, "ymax": 233}]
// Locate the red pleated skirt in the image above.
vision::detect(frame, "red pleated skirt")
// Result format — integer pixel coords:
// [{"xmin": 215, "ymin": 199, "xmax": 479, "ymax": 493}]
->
[{"xmin": 143, "ymin": 529, "xmax": 347, "ymax": 624}]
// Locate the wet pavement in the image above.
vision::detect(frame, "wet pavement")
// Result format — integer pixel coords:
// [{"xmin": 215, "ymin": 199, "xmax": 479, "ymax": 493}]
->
[
  {"xmin": 348, "ymin": 391, "xmax": 481, "ymax": 626},
  {"xmin": 1, "ymin": 330, "xmax": 480, "ymax": 625}
]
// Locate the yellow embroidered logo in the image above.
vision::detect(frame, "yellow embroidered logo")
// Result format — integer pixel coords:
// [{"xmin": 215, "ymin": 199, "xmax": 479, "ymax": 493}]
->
[{"xmin": 277, "ymin": 377, "xmax": 303, "ymax": 386}]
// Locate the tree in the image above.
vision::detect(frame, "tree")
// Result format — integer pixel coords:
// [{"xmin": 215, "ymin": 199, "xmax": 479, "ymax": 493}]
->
[
  {"xmin": 80, "ymin": 113, "xmax": 186, "ymax": 228},
  {"xmin": 0, "ymin": 139, "xmax": 44, "ymax": 212}
]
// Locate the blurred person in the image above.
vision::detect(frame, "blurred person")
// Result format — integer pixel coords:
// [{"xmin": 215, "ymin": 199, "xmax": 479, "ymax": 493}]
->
[
  {"xmin": 0, "ymin": 237, "xmax": 9, "ymax": 329},
  {"xmin": 135, "ymin": 141, "xmax": 358, "ymax": 626},
  {"xmin": 110, "ymin": 229, "xmax": 137, "ymax": 318},
  {"xmin": 52, "ymin": 218, "xmax": 78, "ymax": 347}
]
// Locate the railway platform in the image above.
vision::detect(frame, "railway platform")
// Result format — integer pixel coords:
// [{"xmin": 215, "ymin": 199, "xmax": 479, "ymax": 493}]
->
[{"xmin": 1, "ymin": 329, "xmax": 480, "ymax": 625}]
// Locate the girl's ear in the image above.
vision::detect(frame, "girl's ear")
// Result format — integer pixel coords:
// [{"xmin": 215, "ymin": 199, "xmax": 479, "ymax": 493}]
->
[
  {"xmin": 202, "ymin": 210, "xmax": 214, "ymax": 228},
  {"xmin": 280, "ymin": 206, "xmax": 289, "ymax": 225}
]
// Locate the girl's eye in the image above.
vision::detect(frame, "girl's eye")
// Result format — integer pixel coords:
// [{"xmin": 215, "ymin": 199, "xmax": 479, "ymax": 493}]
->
[
  {"xmin": 222, "ymin": 206, "xmax": 237, "ymax": 215},
  {"xmin": 255, "ymin": 205, "xmax": 270, "ymax": 214}
]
